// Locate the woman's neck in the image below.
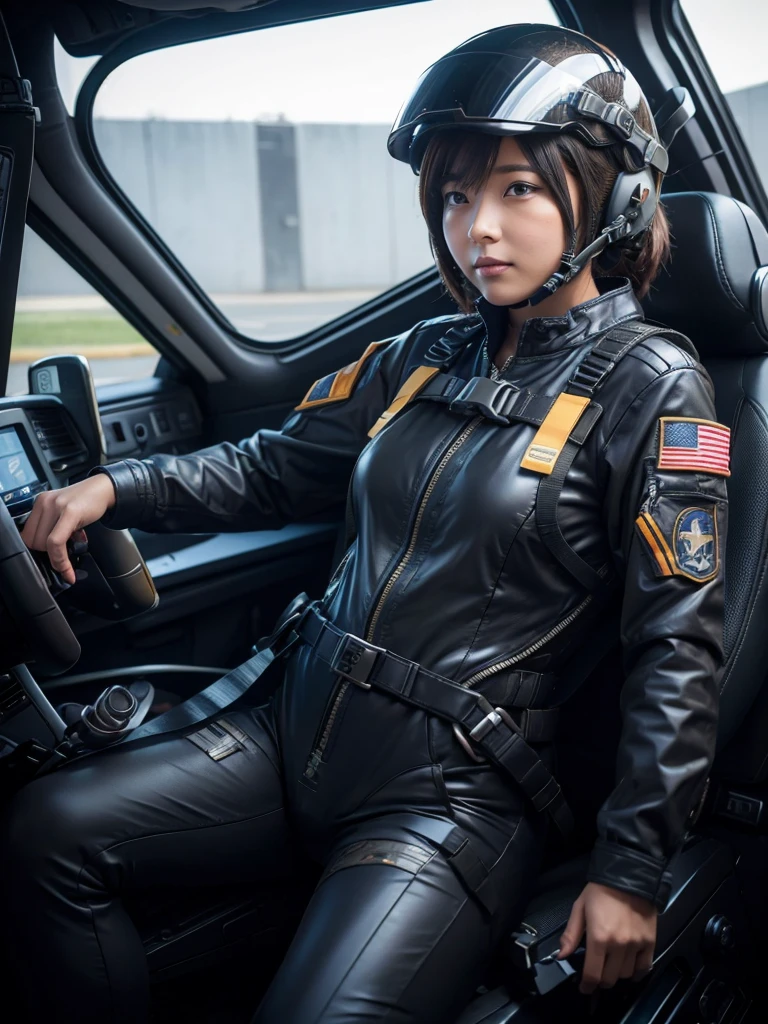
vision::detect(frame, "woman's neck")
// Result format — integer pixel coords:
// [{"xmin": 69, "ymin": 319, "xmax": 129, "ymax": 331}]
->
[{"xmin": 494, "ymin": 268, "xmax": 600, "ymax": 370}]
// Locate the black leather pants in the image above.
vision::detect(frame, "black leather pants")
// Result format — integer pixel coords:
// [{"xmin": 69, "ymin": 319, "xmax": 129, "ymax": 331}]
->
[{"xmin": 0, "ymin": 698, "xmax": 546, "ymax": 1024}]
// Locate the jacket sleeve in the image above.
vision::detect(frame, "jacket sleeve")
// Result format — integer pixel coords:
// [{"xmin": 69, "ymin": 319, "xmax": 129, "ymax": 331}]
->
[
  {"xmin": 92, "ymin": 325, "xmax": 426, "ymax": 534},
  {"xmin": 587, "ymin": 363, "xmax": 728, "ymax": 910}
]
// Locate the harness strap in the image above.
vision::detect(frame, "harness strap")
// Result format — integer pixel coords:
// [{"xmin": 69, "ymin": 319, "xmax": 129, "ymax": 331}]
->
[
  {"xmin": 566, "ymin": 322, "xmax": 657, "ymax": 396},
  {"xmin": 117, "ymin": 593, "xmax": 311, "ymax": 746},
  {"xmin": 532, "ymin": 322, "xmax": 682, "ymax": 593},
  {"xmin": 298, "ymin": 605, "xmax": 572, "ymax": 838},
  {"xmin": 534, "ymin": 403, "xmax": 610, "ymax": 594}
]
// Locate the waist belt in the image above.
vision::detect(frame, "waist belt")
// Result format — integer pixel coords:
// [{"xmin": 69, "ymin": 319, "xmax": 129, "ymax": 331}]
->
[
  {"xmin": 297, "ymin": 604, "xmax": 572, "ymax": 838},
  {"xmin": 113, "ymin": 594, "xmax": 572, "ymax": 839}
]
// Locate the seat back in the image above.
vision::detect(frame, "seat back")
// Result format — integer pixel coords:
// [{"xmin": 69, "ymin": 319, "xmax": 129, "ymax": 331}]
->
[{"xmin": 644, "ymin": 191, "xmax": 768, "ymax": 779}]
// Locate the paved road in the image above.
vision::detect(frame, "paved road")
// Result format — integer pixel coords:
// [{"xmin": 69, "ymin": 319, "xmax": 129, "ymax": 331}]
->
[
  {"xmin": 7, "ymin": 292, "xmax": 379, "ymax": 396},
  {"xmin": 6, "ymin": 357, "xmax": 159, "ymax": 395}
]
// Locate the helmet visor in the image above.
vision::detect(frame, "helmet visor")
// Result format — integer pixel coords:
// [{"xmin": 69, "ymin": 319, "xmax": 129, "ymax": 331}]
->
[{"xmin": 388, "ymin": 50, "xmax": 656, "ymax": 169}]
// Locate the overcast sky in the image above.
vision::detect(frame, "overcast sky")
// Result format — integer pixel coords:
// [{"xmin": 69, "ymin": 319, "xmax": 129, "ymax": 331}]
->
[{"xmin": 55, "ymin": 0, "xmax": 768, "ymax": 123}]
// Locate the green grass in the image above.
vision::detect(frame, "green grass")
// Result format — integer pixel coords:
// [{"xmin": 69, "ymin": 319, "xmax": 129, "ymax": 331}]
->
[{"xmin": 11, "ymin": 311, "xmax": 151, "ymax": 350}]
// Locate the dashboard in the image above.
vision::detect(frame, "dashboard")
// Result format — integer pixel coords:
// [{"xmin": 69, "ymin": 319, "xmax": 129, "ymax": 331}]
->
[{"xmin": 0, "ymin": 400, "xmax": 85, "ymax": 520}]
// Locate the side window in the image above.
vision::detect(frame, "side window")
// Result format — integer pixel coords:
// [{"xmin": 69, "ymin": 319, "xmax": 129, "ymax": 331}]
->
[
  {"xmin": 680, "ymin": 0, "xmax": 768, "ymax": 189},
  {"xmin": 88, "ymin": 0, "xmax": 560, "ymax": 342},
  {"xmin": 11, "ymin": 228, "xmax": 157, "ymax": 396}
]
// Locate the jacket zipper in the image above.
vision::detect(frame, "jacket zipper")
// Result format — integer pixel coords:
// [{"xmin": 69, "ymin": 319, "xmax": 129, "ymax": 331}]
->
[
  {"xmin": 305, "ymin": 550, "xmax": 356, "ymax": 779},
  {"xmin": 460, "ymin": 593, "xmax": 594, "ymax": 689},
  {"xmin": 303, "ymin": 417, "xmax": 482, "ymax": 781},
  {"xmin": 365, "ymin": 417, "xmax": 482, "ymax": 642}
]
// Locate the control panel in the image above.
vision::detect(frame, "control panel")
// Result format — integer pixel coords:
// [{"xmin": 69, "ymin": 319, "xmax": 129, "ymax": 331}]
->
[
  {"xmin": 0, "ymin": 398, "xmax": 85, "ymax": 518},
  {"xmin": 101, "ymin": 394, "xmax": 202, "ymax": 460}
]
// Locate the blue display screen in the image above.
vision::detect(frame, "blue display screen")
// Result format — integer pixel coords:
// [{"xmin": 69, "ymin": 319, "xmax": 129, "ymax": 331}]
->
[{"xmin": 0, "ymin": 426, "xmax": 43, "ymax": 508}]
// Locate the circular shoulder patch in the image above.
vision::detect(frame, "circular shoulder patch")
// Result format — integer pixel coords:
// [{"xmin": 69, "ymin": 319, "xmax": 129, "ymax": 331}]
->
[{"xmin": 674, "ymin": 507, "xmax": 718, "ymax": 582}]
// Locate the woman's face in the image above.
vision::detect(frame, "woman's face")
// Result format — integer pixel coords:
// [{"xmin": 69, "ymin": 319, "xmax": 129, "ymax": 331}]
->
[{"xmin": 441, "ymin": 136, "xmax": 581, "ymax": 307}]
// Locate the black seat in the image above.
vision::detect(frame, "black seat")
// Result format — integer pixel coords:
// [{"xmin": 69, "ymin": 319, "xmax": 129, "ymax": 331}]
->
[{"xmin": 457, "ymin": 191, "xmax": 768, "ymax": 1021}]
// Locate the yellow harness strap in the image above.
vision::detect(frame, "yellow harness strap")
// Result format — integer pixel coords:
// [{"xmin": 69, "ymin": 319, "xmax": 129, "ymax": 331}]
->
[
  {"xmin": 520, "ymin": 392, "xmax": 592, "ymax": 475},
  {"xmin": 368, "ymin": 366, "xmax": 440, "ymax": 439}
]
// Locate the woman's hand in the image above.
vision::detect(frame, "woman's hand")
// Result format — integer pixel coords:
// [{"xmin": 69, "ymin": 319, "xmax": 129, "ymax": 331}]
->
[
  {"xmin": 20, "ymin": 475, "xmax": 117, "ymax": 585},
  {"xmin": 558, "ymin": 882, "xmax": 657, "ymax": 994}
]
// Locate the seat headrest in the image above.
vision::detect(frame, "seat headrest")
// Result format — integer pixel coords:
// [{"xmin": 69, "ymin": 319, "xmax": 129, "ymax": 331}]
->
[{"xmin": 642, "ymin": 191, "xmax": 768, "ymax": 356}]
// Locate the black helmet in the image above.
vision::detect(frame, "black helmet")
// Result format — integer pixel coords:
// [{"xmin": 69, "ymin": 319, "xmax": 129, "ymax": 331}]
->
[
  {"xmin": 388, "ymin": 24, "xmax": 693, "ymax": 305},
  {"xmin": 388, "ymin": 24, "xmax": 666, "ymax": 174}
]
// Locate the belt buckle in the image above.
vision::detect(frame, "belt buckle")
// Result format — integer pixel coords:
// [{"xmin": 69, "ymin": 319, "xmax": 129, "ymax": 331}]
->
[
  {"xmin": 330, "ymin": 633, "xmax": 384, "ymax": 689},
  {"xmin": 449, "ymin": 377, "xmax": 517, "ymax": 425},
  {"xmin": 469, "ymin": 706, "xmax": 521, "ymax": 742},
  {"xmin": 453, "ymin": 706, "xmax": 521, "ymax": 762}
]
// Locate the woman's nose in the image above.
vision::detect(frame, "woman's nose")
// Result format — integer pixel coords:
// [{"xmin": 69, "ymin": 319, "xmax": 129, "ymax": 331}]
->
[{"xmin": 468, "ymin": 196, "xmax": 502, "ymax": 244}]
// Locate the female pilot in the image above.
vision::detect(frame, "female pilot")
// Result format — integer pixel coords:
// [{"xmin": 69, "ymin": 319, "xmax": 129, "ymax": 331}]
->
[{"xmin": 1, "ymin": 24, "xmax": 727, "ymax": 1024}]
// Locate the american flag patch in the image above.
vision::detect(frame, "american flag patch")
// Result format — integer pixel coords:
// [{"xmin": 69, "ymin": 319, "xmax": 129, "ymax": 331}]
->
[{"xmin": 657, "ymin": 418, "xmax": 731, "ymax": 477}]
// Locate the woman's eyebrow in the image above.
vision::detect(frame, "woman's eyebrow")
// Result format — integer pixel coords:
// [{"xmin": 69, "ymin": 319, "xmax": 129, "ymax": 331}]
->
[
  {"xmin": 492, "ymin": 163, "xmax": 536, "ymax": 174},
  {"xmin": 440, "ymin": 161, "xmax": 536, "ymax": 187}
]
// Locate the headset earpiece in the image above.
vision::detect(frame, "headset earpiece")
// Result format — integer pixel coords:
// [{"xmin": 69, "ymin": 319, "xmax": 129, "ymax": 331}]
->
[{"xmin": 602, "ymin": 167, "xmax": 658, "ymax": 241}]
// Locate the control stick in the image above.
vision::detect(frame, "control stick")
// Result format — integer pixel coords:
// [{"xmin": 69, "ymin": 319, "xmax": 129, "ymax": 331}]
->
[{"xmin": 66, "ymin": 681, "xmax": 156, "ymax": 748}]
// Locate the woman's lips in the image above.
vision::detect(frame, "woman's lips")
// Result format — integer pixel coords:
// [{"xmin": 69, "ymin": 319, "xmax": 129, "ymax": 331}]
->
[{"xmin": 475, "ymin": 262, "xmax": 511, "ymax": 277}]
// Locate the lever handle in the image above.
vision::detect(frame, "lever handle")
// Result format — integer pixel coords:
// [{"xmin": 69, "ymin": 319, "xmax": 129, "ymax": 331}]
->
[{"xmin": 74, "ymin": 681, "xmax": 155, "ymax": 748}]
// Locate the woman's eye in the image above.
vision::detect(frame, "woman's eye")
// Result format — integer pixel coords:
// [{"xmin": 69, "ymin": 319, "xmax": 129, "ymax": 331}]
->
[
  {"xmin": 506, "ymin": 182, "xmax": 537, "ymax": 197},
  {"xmin": 444, "ymin": 190, "xmax": 468, "ymax": 206}
]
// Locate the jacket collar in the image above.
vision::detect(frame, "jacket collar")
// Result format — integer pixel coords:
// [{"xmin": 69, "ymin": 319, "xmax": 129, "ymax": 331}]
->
[{"xmin": 477, "ymin": 277, "xmax": 644, "ymax": 365}]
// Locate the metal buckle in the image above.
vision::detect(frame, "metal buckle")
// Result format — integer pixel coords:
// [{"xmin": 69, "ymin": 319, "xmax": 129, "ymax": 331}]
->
[
  {"xmin": 330, "ymin": 633, "xmax": 384, "ymax": 689},
  {"xmin": 449, "ymin": 377, "xmax": 518, "ymax": 425},
  {"xmin": 452, "ymin": 723, "xmax": 487, "ymax": 762},
  {"xmin": 469, "ymin": 706, "xmax": 522, "ymax": 742},
  {"xmin": 453, "ymin": 707, "xmax": 522, "ymax": 762}
]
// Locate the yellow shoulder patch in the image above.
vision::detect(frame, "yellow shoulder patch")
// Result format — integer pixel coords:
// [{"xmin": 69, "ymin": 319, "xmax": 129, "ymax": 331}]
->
[{"xmin": 295, "ymin": 340, "xmax": 390, "ymax": 412}]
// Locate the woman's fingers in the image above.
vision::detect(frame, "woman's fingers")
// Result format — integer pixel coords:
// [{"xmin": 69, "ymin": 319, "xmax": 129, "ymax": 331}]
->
[
  {"xmin": 18, "ymin": 479, "xmax": 115, "ymax": 586},
  {"xmin": 558, "ymin": 896, "xmax": 586, "ymax": 959},
  {"xmin": 582, "ymin": 939, "xmax": 650, "ymax": 993},
  {"xmin": 47, "ymin": 509, "xmax": 80, "ymax": 584},
  {"xmin": 632, "ymin": 943, "xmax": 654, "ymax": 981},
  {"xmin": 579, "ymin": 935, "xmax": 606, "ymax": 995},
  {"xmin": 618, "ymin": 943, "xmax": 642, "ymax": 980}
]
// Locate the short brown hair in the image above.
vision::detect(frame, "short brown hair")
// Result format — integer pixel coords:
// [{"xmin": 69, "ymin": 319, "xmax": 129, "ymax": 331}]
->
[{"xmin": 418, "ymin": 43, "xmax": 671, "ymax": 313}]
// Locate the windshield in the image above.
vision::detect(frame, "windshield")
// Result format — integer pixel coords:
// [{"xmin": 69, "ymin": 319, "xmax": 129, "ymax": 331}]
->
[{"xmin": 84, "ymin": 0, "xmax": 559, "ymax": 343}]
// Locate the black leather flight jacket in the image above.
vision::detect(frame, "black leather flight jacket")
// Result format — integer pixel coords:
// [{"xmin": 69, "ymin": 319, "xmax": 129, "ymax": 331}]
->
[{"xmin": 97, "ymin": 279, "xmax": 727, "ymax": 911}]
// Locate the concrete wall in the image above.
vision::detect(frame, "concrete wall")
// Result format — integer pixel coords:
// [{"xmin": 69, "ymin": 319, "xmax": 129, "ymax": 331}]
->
[
  {"xmin": 17, "ymin": 82, "xmax": 768, "ymax": 297},
  {"xmin": 18, "ymin": 118, "xmax": 431, "ymax": 298},
  {"xmin": 295, "ymin": 123, "xmax": 428, "ymax": 290}
]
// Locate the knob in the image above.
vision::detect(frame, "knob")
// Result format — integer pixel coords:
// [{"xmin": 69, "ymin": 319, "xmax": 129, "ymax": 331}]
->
[
  {"xmin": 89, "ymin": 685, "xmax": 137, "ymax": 732},
  {"xmin": 703, "ymin": 914, "xmax": 736, "ymax": 954}
]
